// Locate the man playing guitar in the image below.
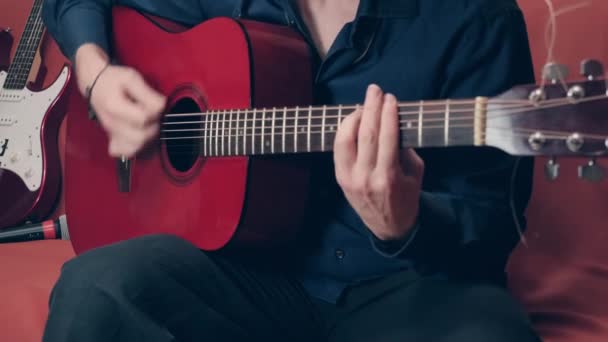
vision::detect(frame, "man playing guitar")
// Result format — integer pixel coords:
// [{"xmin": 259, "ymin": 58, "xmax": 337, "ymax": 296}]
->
[{"xmin": 42, "ymin": 0, "xmax": 540, "ymax": 341}]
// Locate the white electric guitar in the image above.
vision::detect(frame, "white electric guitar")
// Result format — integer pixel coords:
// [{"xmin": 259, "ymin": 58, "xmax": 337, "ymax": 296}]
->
[{"xmin": 0, "ymin": 0, "xmax": 71, "ymax": 228}]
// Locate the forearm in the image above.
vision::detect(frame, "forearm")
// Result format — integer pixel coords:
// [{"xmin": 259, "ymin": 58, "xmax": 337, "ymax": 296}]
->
[
  {"xmin": 42, "ymin": 0, "xmax": 206, "ymax": 62},
  {"xmin": 42, "ymin": 0, "xmax": 114, "ymax": 61},
  {"xmin": 72, "ymin": 44, "xmax": 110, "ymax": 95}
]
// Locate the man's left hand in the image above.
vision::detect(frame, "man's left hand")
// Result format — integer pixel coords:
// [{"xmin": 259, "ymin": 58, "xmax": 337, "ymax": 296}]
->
[{"xmin": 334, "ymin": 84, "xmax": 425, "ymax": 241}]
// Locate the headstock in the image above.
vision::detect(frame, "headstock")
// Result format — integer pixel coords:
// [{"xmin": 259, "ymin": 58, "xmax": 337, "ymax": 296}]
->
[{"xmin": 487, "ymin": 59, "xmax": 608, "ymax": 182}]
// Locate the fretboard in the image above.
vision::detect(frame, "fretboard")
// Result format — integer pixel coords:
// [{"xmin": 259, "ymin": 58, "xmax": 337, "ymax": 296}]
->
[
  {"xmin": 3, "ymin": 0, "xmax": 45, "ymax": 90},
  {"xmin": 162, "ymin": 99, "xmax": 487, "ymax": 157}
]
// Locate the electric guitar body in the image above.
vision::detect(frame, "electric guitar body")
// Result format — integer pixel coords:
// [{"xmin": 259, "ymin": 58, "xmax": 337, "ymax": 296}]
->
[{"xmin": 0, "ymin": 0, "xmax": 72, "ymax": 228}]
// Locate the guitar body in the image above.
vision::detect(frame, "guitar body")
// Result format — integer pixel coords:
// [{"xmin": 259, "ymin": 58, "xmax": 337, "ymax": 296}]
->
[
  {"xmin": 0, "ymin": 66, "xmax": 71, "ymax": 228},
  {"xmin": 65, "ymin": 8, "xmax": 313, "ymax": 254}
]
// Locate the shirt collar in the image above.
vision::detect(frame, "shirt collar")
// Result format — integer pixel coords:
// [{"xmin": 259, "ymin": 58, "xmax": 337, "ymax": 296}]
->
[{"xmin": 357, "ymin": 0, "xmax": 419, "ymax": 18}]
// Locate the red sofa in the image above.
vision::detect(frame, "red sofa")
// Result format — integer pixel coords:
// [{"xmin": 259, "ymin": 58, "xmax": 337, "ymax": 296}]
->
[
  {"xmin": 0, "ymin": 0, "xmax": 606, "ymax": 341},
  {"xmin": 507, "ymin": 1, "xmax": 608, "ymax": 341}
]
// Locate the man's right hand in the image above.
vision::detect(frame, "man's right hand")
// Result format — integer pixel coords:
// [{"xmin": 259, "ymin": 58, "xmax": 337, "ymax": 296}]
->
[{"xmin": 75, "ymin": 44, "xmax": 167, "ymax": 158}]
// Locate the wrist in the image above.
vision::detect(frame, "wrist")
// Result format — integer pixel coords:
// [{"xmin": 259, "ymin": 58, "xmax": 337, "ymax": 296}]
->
[
  {"xmin": 373, "ymin": 212, "xmax": 420, "ymax": 242},
  {"xmin": 75, "ymin": 44, "xmax": 110, "ymax": 96},
  {"xmin": 370, "ymin": 219, "xmax": 421, "ymax": 258}
]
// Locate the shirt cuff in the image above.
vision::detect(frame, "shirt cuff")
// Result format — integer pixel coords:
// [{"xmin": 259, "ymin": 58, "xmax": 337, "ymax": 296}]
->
[{"xmin": 368, "ymin": 219, "xmax": 421, "ymax": 258}]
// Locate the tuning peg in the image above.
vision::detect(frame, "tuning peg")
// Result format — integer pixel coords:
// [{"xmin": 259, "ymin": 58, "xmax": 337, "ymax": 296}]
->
[
  {"xmin": 578, "ymin": 158, "xmax": 605, "ymax": 183},
  {"xmin": 543, "ymin": 63, "xmax": 570, "ymax": 84},
  {"xmin": 545, "ymin": 157, "xmax": 560, "ymax": 181},
  {"xmin": 580, "ymin": 59, "xmax": 604, "ymax": 80}
]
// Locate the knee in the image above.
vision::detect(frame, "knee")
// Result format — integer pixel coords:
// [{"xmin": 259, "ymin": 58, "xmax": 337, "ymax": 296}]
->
[
  {"xmin": 53, "ymin": 234, "xmax": 203, "ymax": 298},
  {"xmin": 447, "ymin": 318, "xmax": 539, "ymax": 342},
  {"xmin": 444, "ymin": 285, "xmax": 539, "ymax": 342}
]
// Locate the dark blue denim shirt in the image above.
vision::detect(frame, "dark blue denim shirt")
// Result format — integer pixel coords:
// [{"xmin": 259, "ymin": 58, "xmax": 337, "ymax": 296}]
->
[{"xmin": 42, "ymin": 0, "xmax": 536, "ymax": 303}]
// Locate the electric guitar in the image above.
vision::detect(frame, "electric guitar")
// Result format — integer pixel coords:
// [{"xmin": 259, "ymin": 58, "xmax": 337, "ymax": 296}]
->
[
  {"xmin": 0, "ymin": 0, "xmax": 71, "ymax": 228},
  {"xmin": 64, "ymin": 7, "xmax": 607, "ymax": 255}
]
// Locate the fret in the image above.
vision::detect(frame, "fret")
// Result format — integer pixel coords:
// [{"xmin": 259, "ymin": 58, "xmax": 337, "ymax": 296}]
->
[
  {"xmin": 228, "ymin": 110, "xmax": 233, "ymax": 156},
  {"xmin": 418, "ymin": 101, "xmax": 423, "ymax": 147},
  {"xmin": 271, "ymin": 108, "xmax": 276, "ymax": 154},
  {"xmin": 294, "ymin": 107, "xmax": 299, "ymax": 153},
  {"xmin": 321, "ymin": 106, "xmax": 327, "ymax": 152},
  {"xmin": 235, "ymin": 109, "xmax": 241, "ymax": 156},
  {"xmin": 251, "ymin": 109, "xmax": 257, "ymax": 155},
  {"xmin": 447, "ymin": 101, "xmax": 477, "ymax": 147},
  {"xmin": 208, "ymin": 111, "xmax": 214, "ymax": 157},
  {"xmin": 323, "ymin": 107, "xmax": 341, "ymax": 151},
  {"xmin": 203, "ymin": 110, "xmax": 209, "ymax": 157},
  {"xmin": 338, "ymin": 105, "xmax": 343, "ymax": 128},
  {"xmin": 261, "ymin": 109, "xmax": 266, "ymax": 154},
  {"xmin": 282, "ymin": 107, "xmax": 287, "ymax": 153},
  {"xmin": 307, "ymin": 106, "xmax": 312, "ymax": 152},
  {"xmin": 214, "ymin": 111, "xmax": 219, "ymax": 157},
  {"xmin": 283, "ymin": 106, "xmax": 297, "ymax": 153},
  {"xmin": 425, "ymin": 102, "xmax": 449, "ymax": 148},
  {"xmin": 221, "ymin": 110, "xmax": 226, "ymax": 156},
  {"xmin": 444, "ymin": 100, "xmax": 450, "ymax": 146},
  {"xmin": 243, "ymin": 108, "xmax": 248, "ymax": 154},
  {"xmin": 206, "ymin": 111, "xmax": 212, "ymax": 157}
]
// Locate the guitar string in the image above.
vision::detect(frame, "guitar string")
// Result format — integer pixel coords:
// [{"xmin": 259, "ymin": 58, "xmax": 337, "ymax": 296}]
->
[
  {"xmin": 161, "ymin": 130, "xmax": 608, "ymax": 156},
  {"xmin": 159, "ymin": 95, "xmax": 608, "ymax": 137},
  {"xmin": 2, "ymin": 0, "xmax": 44, "ymax": 90},
  {"xmin": 161, "ymin": 102, "xmax": 528, "ymax": 126},
  {"xmin": 166, "ymin": 91, "xmax": 606, "ymax": 117},
  {"xmin": 160, "ymin": 119, "xmax": 607, "ymax": 141},
  {"xmin": 162, "ymin": 97, "xmax": 564, "ymax": 119},
  {"xmin": 160, "ymin": 126, "xmax": 607, "ymax": 145},
  {"xmin": 160, "ymin": 94, "xmax": 608, "ymax": 130}
]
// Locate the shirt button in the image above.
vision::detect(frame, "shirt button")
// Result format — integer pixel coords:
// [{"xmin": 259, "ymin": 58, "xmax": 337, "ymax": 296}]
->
[{"xmin": 335, "ymin": 249, "xmax": 345, "ymax": 260}]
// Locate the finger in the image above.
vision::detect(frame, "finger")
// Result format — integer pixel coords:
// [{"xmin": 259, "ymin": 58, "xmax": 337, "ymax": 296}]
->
[
  {"xmin": 104, "ymin": 113, "xmax": 159, "ymax": 149},
  {"xmin": 334, "ymin": 108, "xmax": 362, "ymax": 184},
  {"xmin": 400, "ymin": 148, "xmax": 425, "ymax": 179},
  {"xmin": 376, "ymin": 93, "xmax": 400, "ymax": 170},
  {"xmin": 108, "ymin": 138, "xmax": 140, "ymax": 158},
  {"xmin": 356, "ymin": 84, "xmax": 384, "ymax": 169},
  {"xmin": 122, "ymin": 70, "xmax": 166, "ymax": 116},
  {"xmin": 109, "ymin": 96, "xmax": 158, "ymax": 129},
  {"xmin": 107, "ymin": 122, "xmax": 158, "ymax": 158}
]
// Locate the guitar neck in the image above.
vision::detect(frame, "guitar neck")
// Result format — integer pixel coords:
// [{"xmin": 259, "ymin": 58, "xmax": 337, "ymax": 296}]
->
[
  {"xmin": 162, "ymin": 97, "xmax": 488, "ymax": 157},
  {"xmin": 3, "ymin": 0, "xmax": 45, "ymax": 90}
]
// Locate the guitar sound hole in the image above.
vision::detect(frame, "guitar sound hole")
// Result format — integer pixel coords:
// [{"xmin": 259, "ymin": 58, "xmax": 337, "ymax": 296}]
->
[{"xmin": 163, "ymin": 98, "xmax": 202, "ymax": 173}]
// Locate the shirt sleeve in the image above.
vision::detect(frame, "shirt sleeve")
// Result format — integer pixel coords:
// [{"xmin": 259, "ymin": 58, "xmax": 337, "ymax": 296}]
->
[
  {"xmin": 369, "ymin": 2, "xmax": 536, "ymax": 280},
  {"xmin": 42, "ymin": 0, "xmax": 207, "ymax": 61}
]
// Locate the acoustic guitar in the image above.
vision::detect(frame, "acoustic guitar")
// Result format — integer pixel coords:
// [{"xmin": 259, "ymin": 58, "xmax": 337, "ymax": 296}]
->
[{"xmin": 64, "ymin": 7, "xmax": 607, "ymax": 255}]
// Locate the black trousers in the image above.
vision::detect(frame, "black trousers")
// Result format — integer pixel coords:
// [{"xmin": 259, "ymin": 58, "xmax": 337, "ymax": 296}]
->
[{"xmin": 43, "ymin": 234, "xmax": 540, "ymax": 342}]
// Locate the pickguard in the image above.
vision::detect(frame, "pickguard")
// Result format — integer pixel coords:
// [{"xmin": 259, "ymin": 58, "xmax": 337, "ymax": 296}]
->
[{"xmin": 0, "ymin": 66, "xmax": 69, "ymax": 191}]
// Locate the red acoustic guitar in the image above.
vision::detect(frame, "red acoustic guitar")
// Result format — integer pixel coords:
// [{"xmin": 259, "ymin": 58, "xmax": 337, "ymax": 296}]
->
[{"xmin": 64, "ymin": 7, "xmax": 608, "ymax": 255}]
